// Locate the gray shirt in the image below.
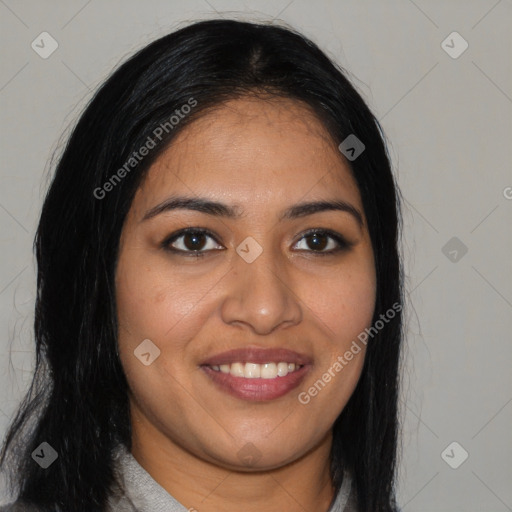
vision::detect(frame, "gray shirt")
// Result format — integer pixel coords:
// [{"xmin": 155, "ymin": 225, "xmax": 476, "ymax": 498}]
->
[{"xmin": 1, "ymin": 445, "xmax": 358, "ymax": 511}]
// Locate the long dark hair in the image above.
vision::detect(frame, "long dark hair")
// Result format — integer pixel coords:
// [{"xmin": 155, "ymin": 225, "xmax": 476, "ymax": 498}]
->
[{"xmin": 1, "ymin": 19, "xmax": 403, "ymax": 511}]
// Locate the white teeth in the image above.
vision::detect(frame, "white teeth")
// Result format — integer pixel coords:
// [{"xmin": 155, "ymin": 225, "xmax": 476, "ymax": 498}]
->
[
  {"xmin": 209, "ymin": 361, "xmax": 302, "ymax": 379},
  {"xmin": 277, "ymin": 362, "xmax": 289, "ymax": 377},
  {"xmin": 245, "ymin": 362, "xmax": 260, "ymax": 378},
  {"xmin": 261, "ymin": 362, "xmax": 277, "ymax": 379},
  {"xmin": 230, "ymin": 362, "xmax": 245, "ymax": 377}
]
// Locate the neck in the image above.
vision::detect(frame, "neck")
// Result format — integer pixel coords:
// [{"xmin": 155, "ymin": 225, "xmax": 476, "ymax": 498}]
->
[{"xmin": 129, "ymin": 410, "xmax": 336, "ymax": 512}]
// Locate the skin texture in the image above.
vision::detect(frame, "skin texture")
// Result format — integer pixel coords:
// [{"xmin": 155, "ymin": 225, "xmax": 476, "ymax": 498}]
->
[{"xmin": 115, "ymin": 96, "xmax": 377, "ymax": 512}]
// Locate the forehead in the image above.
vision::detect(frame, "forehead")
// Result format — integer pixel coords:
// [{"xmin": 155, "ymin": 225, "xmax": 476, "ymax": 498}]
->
[{"xmin": 136, "ymin": 96, "xmax": 362, "ymax": 211}]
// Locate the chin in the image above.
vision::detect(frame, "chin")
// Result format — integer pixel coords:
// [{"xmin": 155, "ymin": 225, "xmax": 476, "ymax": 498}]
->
[{"xmin": 204, "ymin": 435, "xmax": 314, "ymax": 472}]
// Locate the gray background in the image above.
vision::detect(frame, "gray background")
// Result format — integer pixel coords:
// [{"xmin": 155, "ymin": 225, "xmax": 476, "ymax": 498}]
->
[{"xmin": 1, "ymin": 1, "xmax": 511, "ymax": 510}]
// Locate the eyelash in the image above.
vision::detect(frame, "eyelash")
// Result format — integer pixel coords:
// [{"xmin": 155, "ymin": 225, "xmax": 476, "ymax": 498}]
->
[{"xmin": 161, "ymin": 227, "xmax": 352, "ymax": 258}]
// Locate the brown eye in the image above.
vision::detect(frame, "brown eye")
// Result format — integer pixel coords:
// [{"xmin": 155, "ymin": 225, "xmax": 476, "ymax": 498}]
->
[
  {"xmin": 182, "ymin": 232, "xmax": 207, "ymax": 251},
  {"xmin": 163, "ymin": 228, "xmax": 223, "ymax": 255},
  {"xmin": 293, "ymin": 229, "xmax": 350, "ymax": 254},
  {"xmin": 305, "ymin": 232, "xmax": 329, "ymax": 251}
]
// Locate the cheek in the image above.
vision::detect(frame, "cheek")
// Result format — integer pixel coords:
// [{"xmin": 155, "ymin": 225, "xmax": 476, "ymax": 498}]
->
[
  {"xmin": 117, "ymin": 258, "xmax": 177, "ymax": 325},
  {"xmin": 116, "ymin": 242, "xmax": 188, "ymax": 330},
  {"xmin": 327, "ymin": 279, "xmax": 375, "ymax": 342},
  {"xmin": 294, "ymin": 262, "xmax": 375, "ymax": 427},
  {"xmin": 303, "ymin": 261, "xmax": 376, "ymax": 348},
  {"xmin": 115, "ymin": 260, "xmax": 204, "ymax": 410},
  {"xmin": 115, "ymin": 251, "xmax": 220, "ymax": 366}
]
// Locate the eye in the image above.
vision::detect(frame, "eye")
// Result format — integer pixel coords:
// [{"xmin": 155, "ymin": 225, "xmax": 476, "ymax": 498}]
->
[
  {"xmin": 293, "ymin": 229, "xmax": 350, "ymax": 254},
  {"xmin": 162, "ymin": 228, "xmax": 224, "ymax": 256}
]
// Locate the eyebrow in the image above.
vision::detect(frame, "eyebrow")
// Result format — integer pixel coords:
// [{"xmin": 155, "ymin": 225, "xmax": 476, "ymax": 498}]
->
[{"xmin": 142, "ymin": 196, "xmax": 364, "ymax": 228}]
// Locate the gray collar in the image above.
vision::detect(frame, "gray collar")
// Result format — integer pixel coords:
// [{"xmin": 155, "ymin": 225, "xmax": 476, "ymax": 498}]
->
[{"xmin": 109, "ymin": 444, "xmax": 353, "ymax": 512}]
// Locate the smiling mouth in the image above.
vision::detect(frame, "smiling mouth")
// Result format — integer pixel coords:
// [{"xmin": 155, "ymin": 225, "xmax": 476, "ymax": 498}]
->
[
  {"xmin": 200, "ymin": 347, "xmax": 312, "ymax": 401},
  {"xmin": 208, "ymin": 361, "xmax": 303, "ymax": 379},
  {"xmin": 201, "ymin": 361, "xmax": 310, "ymax": 401}
]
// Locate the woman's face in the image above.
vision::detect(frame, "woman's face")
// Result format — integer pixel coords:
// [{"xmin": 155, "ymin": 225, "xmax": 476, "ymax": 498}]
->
[{"xmin": 115, "ymin": 96, "xmax": 376, "ymax": 471}]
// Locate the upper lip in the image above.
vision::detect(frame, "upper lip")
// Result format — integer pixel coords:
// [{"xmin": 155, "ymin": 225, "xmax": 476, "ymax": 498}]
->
[{"xmin": 201, "ymin": 347, "xmax": 312, "ymax": 366}]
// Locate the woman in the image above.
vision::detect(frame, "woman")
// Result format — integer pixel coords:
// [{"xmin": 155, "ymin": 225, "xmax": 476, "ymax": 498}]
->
[{"xmin": 0, "ymin": 19, "xmax": 404, "ymax": 512}]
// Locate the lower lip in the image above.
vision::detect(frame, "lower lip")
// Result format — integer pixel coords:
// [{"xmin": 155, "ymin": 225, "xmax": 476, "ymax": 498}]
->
[{"xmin": 201, "ymin": 365, "xmax": 310, "ymax": 402}]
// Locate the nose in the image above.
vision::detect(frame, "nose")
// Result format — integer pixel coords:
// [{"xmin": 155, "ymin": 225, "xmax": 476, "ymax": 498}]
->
[{"xmin": 220, "ymin": 245, "xmax": 303, "ymax": 335}]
